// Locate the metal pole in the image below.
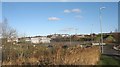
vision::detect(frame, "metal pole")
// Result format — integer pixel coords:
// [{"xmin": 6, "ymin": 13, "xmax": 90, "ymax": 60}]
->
[
  {"xmin": 100, "ymin": 7, "xmax": 105, "ymax": 53},
  {"xmin": 70, "ymin": 34, "xmax": 71, "ymax": 45}
]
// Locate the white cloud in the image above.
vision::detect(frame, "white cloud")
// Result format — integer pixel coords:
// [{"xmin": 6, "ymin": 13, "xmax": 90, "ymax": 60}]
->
[
  {"xmin": 48, "ymin": 17, "xmax": 61, "ymax": 21},
  {"xmin": 72, "ymin": 9, "xmax": 81, "ymax": 13},
  {"xmin": 64, "ymin": 9, "xmax": 71, "ymax": 13},
  {"xmin": 64, "ymin": 8, "xmax": 81, "ymax": 13}
]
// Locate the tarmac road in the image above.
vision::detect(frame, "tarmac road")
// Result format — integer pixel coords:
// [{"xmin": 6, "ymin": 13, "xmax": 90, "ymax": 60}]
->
[
  {"xmin": 102, "ymin": 44, "xmax": 120, "ymax": 56},
  {"xmin": 103, "ymin": 44, "xmax": 120, "ymax": 57},
  {"xmin": 102, "ymin": 44, "xmax": 120, "ymax": 61}
]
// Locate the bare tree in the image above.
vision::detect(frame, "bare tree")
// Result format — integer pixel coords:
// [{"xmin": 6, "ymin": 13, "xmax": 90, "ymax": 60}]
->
[
  {"xmin": 0, "ymin": 22, "xmax": 2, "ymax": 36},
  {"xmin": 1, "ymin": 18, "xmax": 18, "ymax": 63},
  {"xmin": 0, "ymin": 22, "xmax": 2, "ymax": 67},
  {"xmin": 1, "ymin": 18, "xmax": 17, "ymax": 44},
  {"xmin": 0, "ymin": 22, "xmax": 2, "ymax": 41}
]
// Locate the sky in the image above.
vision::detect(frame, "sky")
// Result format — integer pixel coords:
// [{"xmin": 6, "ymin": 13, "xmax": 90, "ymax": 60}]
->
[
  {"xmin": 1, "ymin": 0, "xmax": 120, "ymax": 2},
  {"xmin": 2, "ymin": 2, "xmax": 118, "ymax": 36},
  {"xmin": 0, "ymin": 2, "xmax": 2, "ymax": 22},
  {"xmin": 118, "ymin": 2, "xmax": 120, "ymax": 32}
]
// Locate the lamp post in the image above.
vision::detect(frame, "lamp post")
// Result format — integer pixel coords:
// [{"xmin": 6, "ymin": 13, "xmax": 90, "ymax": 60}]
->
[{"xmin": 99, "ymin": 7, "xmax": 106, "ymax": 53}]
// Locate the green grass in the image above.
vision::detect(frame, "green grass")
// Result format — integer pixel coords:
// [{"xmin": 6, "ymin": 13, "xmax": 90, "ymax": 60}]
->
[{"xmin": 98, "ymin": 55, "xmax": 120, "ymax": 65}]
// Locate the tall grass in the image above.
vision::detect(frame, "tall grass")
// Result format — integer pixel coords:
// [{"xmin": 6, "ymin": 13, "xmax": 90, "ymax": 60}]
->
[{"xmin": 2, "ymin": 43, "xmax": 100, "ymax": 65}]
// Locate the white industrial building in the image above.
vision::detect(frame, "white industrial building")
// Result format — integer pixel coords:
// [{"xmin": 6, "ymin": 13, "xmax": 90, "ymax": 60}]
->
[
  {"xmin": 31, "ymin": 36, "xmax": 51, "ymax": 44},
  {"xmin": 39, "ymin": 36, "xmax": 51, "ymax": 43},
  {"xmin": 31, "ymin": 37, "xmax": 40, "ymax": 44}
]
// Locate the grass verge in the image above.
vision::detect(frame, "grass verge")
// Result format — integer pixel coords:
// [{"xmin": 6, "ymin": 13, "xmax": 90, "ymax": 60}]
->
[{"xmin": 98, "ymin": 55, "xmax": 120, "ymax": 65}]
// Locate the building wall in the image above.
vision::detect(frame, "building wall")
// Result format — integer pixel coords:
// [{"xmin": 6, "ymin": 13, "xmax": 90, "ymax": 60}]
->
[
  {"xmin": 31, "ymin": 38, "xmax": 39, "ymax": 43},
  {"xmin": 40, "ymin": 37, "xmax": 51, "ymax": 43},
  {"xmin": 7, "ymin": 38, "xmax": 18, "ymax": 42},
  {"xmin": 31, "ymin": 37, "xmax": 51, "ymax": 44}
]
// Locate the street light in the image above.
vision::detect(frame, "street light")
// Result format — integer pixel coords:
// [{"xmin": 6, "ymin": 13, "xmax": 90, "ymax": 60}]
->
[{"xmin": 99, "ymin": 7, "xmax": 106, "ymax": 53}]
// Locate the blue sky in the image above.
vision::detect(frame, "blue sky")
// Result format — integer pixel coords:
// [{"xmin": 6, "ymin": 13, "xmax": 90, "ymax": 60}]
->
[
  {"xmin": 2, "ymin": 2, "xmax": 118, "ymax": 36},
  {"xmin": 118, "ymin": 2, "xmax": 120, "ymax": 32},
  {"xmin": 1, "ymin": 0, "xmax": 120, "ymax": 2},
  {"xmin": 0, "ymin": 2, "xmax": 2, "ymax": 22}
]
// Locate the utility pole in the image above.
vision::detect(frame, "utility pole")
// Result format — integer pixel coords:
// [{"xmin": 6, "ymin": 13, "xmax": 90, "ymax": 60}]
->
[{"xmin": 91, "ymin": 24, "xmax": 93, "ymax": 43}]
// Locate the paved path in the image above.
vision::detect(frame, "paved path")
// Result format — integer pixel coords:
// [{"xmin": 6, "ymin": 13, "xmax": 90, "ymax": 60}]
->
[
  {"xmin": 103, "ymin": 44, "xmax": 120, "ymax": 56},
  {"xmin": 100, "ymin": 44, "xmax": 120, "ymax": 63}
]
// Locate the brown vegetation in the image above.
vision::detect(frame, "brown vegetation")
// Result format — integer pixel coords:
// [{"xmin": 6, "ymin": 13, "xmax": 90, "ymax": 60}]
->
[{"xmin": 2, "ymin": 43, "xmax": 101, "ymax": 65}]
